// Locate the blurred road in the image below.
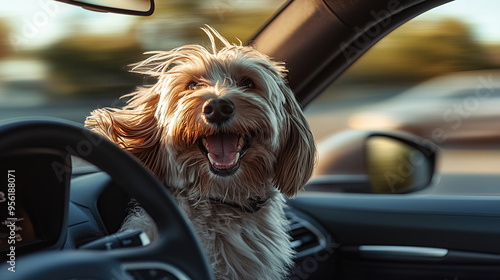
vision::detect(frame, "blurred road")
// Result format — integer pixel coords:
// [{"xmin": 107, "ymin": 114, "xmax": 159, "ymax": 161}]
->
[{"xmin": 0, "ymin": 97, "xmax": 127, "ymax": 124}]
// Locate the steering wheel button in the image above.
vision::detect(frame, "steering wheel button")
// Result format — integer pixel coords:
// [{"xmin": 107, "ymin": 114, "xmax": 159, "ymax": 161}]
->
[
  {"xmin": 79, "ymin": 235, "xmax": 121, "ymax": 250},
  {"xmin": 118, "ymin": 230, "xmax": 150, "ymax": 247}
]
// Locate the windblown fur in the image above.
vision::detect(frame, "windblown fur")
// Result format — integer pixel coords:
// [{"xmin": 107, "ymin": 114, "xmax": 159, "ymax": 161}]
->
[{"xmin": 85, "ymin": 26, "xmax": 316, "ymax": 280}]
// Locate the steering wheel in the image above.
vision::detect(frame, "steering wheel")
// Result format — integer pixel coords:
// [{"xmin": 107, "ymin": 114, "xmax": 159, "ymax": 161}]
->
[{"xmin": 0, "ymin": 118, "xmax": 214, "ymax": 280}]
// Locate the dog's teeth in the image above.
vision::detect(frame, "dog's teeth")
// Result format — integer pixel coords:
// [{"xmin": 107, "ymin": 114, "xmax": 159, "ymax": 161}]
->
[
  {"xmin": 208, "ymin": 153, "xmax": 215, "ymax": 165},
  {"xmin": 202, "ymin": 138, "xmax": 209, "ymax": 151},
  {"xmin": 233, "ymin": 152, "xmax": 240, "ymax": 165},
  {"xmin": 207, "ymin": 152, "xmax": 240, "ymax": 169}
]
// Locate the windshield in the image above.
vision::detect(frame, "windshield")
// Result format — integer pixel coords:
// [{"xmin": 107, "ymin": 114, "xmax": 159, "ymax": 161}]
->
[{"xmin": 0, "ymin": 0, "xmax": 285, "ymax": 123}]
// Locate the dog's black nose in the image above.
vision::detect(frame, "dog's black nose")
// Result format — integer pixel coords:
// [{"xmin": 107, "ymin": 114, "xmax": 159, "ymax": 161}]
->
[{"xmin": 203, "ymin": 98, "xmax": 235, "ymax": 125}]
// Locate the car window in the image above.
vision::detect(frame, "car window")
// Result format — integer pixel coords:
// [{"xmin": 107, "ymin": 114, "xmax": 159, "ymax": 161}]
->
[
  {"xmin": 0, "ymin": 0, "xmax": 286, "ymax": 123},
  {"xmin": 305, "ymin": 0, "xmax": 500, "ymax": 194}
]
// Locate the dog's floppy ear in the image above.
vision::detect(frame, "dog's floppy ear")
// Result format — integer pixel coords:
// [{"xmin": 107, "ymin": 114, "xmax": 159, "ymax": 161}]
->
[
  {"xmin": 84, "ymin": 88, "xmax": 168, "ymax": 180},
  {"xmin": 273, "ymin": 85, "xmax": 316, "ymax": 197}
]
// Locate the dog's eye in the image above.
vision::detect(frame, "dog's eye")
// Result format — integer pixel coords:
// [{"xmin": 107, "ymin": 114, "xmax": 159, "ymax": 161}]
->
[
  {"xmin": 187, "ymin": 82, "xmax": 198, "ymax": 90},
  {"xmin": 239, "ymin": 78, "xmax": 255, "ymax": 89},
  {"xmin": 187, "ymin": 81, "xmax": 209, "ymax": 90}
]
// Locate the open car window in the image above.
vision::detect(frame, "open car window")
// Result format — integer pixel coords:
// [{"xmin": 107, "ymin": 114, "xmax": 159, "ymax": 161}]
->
[
  {"xmin": 0, "ymin": 0, "xmax": 286, "ymax": 123},
  {"xmin": 305, "ymin": 0, "xmax": 500, "ymax": 195}
]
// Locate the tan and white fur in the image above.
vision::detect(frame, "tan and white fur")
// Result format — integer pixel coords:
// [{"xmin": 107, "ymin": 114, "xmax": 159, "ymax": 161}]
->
[{"xmin": 85, "ymin": 26, "xmax": 316, "ymax": 280}]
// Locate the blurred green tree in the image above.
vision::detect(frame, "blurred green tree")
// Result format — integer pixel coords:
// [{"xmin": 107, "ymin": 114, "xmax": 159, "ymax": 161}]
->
[
  {"xmin": 134, "ymin": 0, "xmax": 284, "ymax": 50},
  {"xmin": 0, "ymin": 20, "xmax": 11, "ymax": 59},
  {"xmin": 340, "ymin": 18, "xmax": 498, "ymax": 86},
  {"xmin": 40, "ymin": 32, "xmax": 145, "ymax": 97},
  {"xmin": 484, "ymin": 43, "xmax": 500, "ymax": 65}
]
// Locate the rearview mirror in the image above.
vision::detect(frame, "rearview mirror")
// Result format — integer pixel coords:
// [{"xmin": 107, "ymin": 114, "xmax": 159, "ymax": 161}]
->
[
  {"xmin": 308, "ymin": 130, "xmax": 438, "ymax": 194},
  {"xmin": 55, "ymin": 0, "xmax": 155, "ymax": 16}
]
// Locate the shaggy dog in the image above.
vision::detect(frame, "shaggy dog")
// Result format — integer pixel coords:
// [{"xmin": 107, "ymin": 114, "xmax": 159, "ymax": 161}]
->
[{"xmin": 85, "ymin": 26, "xmax": 316, "ymax": 280}]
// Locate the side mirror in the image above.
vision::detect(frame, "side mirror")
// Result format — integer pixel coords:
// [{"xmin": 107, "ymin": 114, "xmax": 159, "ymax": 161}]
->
[
  {"xmin": 308, "ymin": 130, "xmax": 438, "ymax": 194},
  {"xmin": 55, "ymin": 0, "xmax": 155, "ymax": 16}
]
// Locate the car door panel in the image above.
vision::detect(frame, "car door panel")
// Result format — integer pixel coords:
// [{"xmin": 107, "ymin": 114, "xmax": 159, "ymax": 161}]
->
[{"xmin": 289, "ymin": 193, "xmax": 500, "ymax": 279}]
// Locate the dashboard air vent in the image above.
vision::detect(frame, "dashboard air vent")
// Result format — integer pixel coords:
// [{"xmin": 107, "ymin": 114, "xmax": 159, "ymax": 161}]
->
[{"xmin": 287, "ymin": 211, "xmax": 328, "ymax": 258}]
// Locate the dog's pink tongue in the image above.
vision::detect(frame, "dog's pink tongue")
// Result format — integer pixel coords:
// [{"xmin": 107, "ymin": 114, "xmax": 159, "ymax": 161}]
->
[{"xmin": 207, "ymin": 133, "xmax": 239, "ymax": 165}]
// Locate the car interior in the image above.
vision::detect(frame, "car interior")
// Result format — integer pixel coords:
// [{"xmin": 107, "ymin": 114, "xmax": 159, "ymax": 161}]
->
[{"xmin": 1, "ymin": 0, "xmax": 500, "ymax": 279}]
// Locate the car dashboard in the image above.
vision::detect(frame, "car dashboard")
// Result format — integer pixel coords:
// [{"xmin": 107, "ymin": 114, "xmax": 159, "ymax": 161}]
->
[{"xmin": 65, "ymin": 164, "xmax": 337, "ymax": 278}]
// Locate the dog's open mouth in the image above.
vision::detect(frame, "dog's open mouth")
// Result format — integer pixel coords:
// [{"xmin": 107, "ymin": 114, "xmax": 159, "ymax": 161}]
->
[{"xmin": 197, "ymin": 132, "xmax": 252, "ymax": 176}]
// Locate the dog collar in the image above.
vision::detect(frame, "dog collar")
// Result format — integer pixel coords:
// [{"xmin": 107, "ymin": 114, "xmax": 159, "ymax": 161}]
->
[{"xmin": 208, "ymin": 197, "xmax": 270, "ymax": 213}]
